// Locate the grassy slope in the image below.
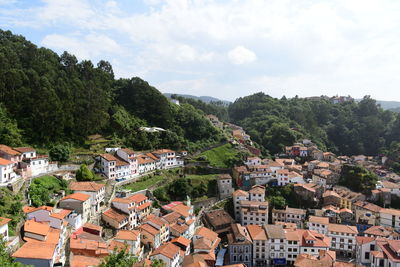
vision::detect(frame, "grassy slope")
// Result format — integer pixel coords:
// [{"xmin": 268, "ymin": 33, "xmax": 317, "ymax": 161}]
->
[{"xmin": 197, "ymin": 143, "xmax": 239, "ymax": 168}]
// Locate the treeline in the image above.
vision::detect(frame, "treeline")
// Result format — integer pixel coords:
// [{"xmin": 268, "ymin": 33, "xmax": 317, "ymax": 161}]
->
[
  {"xmin": 170, "ymin": 94, "xmax": 229, "ymax": 121},
  {"xmin": 228, "ymin": 92, "xmax": 400, "ymax": 156},
  {"xmin": 0, "ymin": 30, "xmax": 224, "ymax": 151}
]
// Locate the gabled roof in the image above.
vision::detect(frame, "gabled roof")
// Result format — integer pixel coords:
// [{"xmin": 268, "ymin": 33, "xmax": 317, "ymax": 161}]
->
[
  {"xmin": 309, "ymin": 216, "xmax": 329, "ymax": 225},
  {"xmin": 195, "ymin": 226, "xmax": 218, "ymax": 241},
  {"xmin": 152, "ymin": 149, "xmax": 174, "ymax": 154},
  {"xmin": 70, "ymin": 181, "xmax": 105, "ymax": 192},
  {"xmin": 71, "ymin": 255, "xmax": 101, "ymax": 267},
  {"xmin": 328, "ymin": 223, "xmax": 358, "ymax": 234},
  {"xmin": 151, "ymin": 242, "xmax": 180, "ymax": 260},
  {"xmin": 232, "ymin": 189, "xmax": 248, "ymax": 197},
  {"xmin": 62, "ymin": 193, "xmax": 90, "ymax": 202},
  {"xmin": 115, "ymin": 230, "xmax": 139, "ymax": 241},
  {"xmin": 247, "ymin": 224, "xmax": 267, "ymax": 240},
  {"xmin": 14, "ymin": 147, "xmax": 35, "ymax": 153},
  {"xmin": 0, "ymin": 145, "xmax": 20, "ymax": 156},
  {"xmin": 171, "ymin": 236, "xmax": 191, "ymax": 247},
  {"xmin": 0, "ymin": 217, "xmax": 11, "ymax": 226},
  {"xmin": 24, "ymin": 220, "xmax": 50, "ymax": 236},
  {"xmin": 12, "ymin": 242, "xmax": 56, "ymax": 260},
  {"xmin": 102, "ymin": 208, "xmax": 128, "ymax": 223},
  {"xmin": 0, "ymin": 157, "xmax": 13, "ymax": 165},
  {"xmin": 356, "ymin": 236, "xmax": 376, "ymax": 245},
  {"xmin": 23, "ymin": 205, "xmax": 53, "ymax": 214}
]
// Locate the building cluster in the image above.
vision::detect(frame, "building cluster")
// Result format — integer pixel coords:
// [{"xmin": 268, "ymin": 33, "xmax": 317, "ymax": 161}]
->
[
  {"xmin": 96, "ymin": 148, "xmax": 186, "ymax": 180},
  {"xmin": 0, "ymin": 144, "xmax": 57, "ymax": 185}
]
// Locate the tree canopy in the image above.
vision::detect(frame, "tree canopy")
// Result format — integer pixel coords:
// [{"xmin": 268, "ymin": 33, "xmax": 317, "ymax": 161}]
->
[{"xmin": 0, "ymin": 29, "xmax": 223, "ymax": 152}]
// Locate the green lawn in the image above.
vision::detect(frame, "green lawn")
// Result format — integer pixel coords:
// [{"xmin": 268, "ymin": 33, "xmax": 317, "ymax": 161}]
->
[
  {"xmin": 122, "ymin": 175, "xmax": 164, "ymax": 192},
  {"xmin": 197, "ymin": 143, "xmax": 240, "ymax": 168},
  {"xmin": 186, "ymin": 174, "xmax": 218, "ymax": 185}
]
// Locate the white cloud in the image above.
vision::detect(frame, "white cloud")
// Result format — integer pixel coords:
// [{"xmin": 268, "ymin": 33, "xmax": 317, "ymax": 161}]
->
[
  {"xmin": 0, "ymin": 0, "xmax": 15, "ymax": 5},
  {"xmin": 227, "ymin": 46, "xmax": 257, "ymax": 65},
  {"xmin": 5, "ymin": 0, "xmax": 400, "ymax": 100},
  {"xmin": 41, "ymin": 33, "xmax": 121, "ymax": 59}
]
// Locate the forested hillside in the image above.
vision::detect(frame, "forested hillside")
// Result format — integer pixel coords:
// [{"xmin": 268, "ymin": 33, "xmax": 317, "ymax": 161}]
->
[
  {"xmin": 0, "ymin": 30, "xmax": 224, "ymax": 151},
  {"xmin": 228, "ymin": 93, "xmax": 400, "ymax": 156}
]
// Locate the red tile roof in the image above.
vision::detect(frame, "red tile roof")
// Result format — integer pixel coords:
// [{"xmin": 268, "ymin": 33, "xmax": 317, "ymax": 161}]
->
[
  {"xmin": 102, "ymin": 208, "xmax": 127, "ymax": 223},
  {"xmin": 151, "ymin": 242, "xmax": 180, "ymax": 260},
  {"xmin": 62, "ymin": 193, "xmax": 90, "ymax": 202},
  {"xmin": 115, "ymin": 230, "xmax": 140, "ymax": 241},
  {"xmin": 0, "ymin": 157, "xmax": 13, "ymax": 165},
  {"xmin": 0, "ymin": 145, "xmax": 20, "ymax": 156},
  {"xmin": 24, "ymin": 220, "xmax": 50, "ymax": 236},
  {"xmin": 70, "ymin": 182, "xmax": 105, "ymax": 192},
  {"xmin": 0, "ymin": 217, "xmax": 11, "ymax": 227},
  {"xmin": 12, "ymin": 242, "xmax": 56, "ymax": 260}
]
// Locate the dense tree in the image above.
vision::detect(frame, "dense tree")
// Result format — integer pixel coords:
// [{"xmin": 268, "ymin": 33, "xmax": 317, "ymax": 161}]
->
[
  {"xmin": 0, "ymin": 30, "xmax": 222, "ymax": 152},
  {"xmin": 339, "ymin": 164, "xmax": 378, "ymax": 194},
  {"xmin": 229, "ymin": 93, "xmax": 398, "ymax": 156},
  {"xmin": 99, "ymin": 247, "xmax": 137, "ymax": 267},
  {"xmin": 49, "ymin": 144, "xmax": 71, "ymax": 162},
  {"xmin": 75, "ymin": 164, "xmax": 95, "ymax": 181},
  {"xmin": 0, "ymin": 238, "xmax": 28, "ymax": 267}
]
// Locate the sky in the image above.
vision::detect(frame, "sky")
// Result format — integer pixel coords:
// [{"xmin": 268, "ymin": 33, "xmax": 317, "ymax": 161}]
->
[{"xmin": 1, "ymin": 0, "xmax": 400, "ymax": 102}]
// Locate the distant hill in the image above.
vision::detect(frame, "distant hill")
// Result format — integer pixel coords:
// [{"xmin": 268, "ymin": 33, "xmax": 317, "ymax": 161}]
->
[
  {"xmin": 164, "ymin": 93, "xmax": 231, "ymax": 105},
  {"xmin": 356, "ymin": 99, "xmax": 400, "ymax": 111}
]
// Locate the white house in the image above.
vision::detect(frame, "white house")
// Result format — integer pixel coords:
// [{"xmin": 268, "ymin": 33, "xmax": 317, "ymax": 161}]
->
[
  {"xmin": 150, "ymin": 242, "xmax": 181, "ymax": 267},
  {"xmin": 59, "ymin": 193, "xmax": 91, "ymax": 224},
  {"xmin": 14, "ymin": 147, "xmax": 36, "ymax": 160},
  {"xmin": 355, "ymin": 236, "xmax": 376, "ymax": 266},
  {"xmin": 0, "ymin": 158, "xmax": 17, "ymax": 184},
  {"xmin": 97, "ymin": 154, "xmax": 130, "ymax": 180},
  {"xmin": 152, "ymin": 149, "xmax": 176, "ymax": 169},
  {"xmin": 379, "ymin": 208, "xmax": 400, "ymax": 230},
  {"xmin": 0, "ymin": 217, "xmax": 11, "ymax": 241},
  {"xmin": 308, "ymin": 216, "xmax": 329, "ymax": 235},
  {"xmin": 245, "ymin": 157, "xmax": 262, "ymax": 166},
  {"xmin": 13, "ymin": 242, "xmax": 58, "ymax": 267},
  {"xmin": 70, "ymin": 181, "xmax": 106, "ymax": 215},
  {"xmin": 116, "ymin": 148, "xmax": 138, "ymax": 177},
  {"xmin": 137, "ymin": 154, "xmax": 157, "ymax": 174},
  {"xmin": 114, "ymin": 230, "xmax": 143, "ymax": 260},
  {"xmin": 26, "ymin": 155, "xmax": 50, "ymax": 177},
  {"xmin": 327, "ymin": 223, "xmax": 358, "ymax": 258}
]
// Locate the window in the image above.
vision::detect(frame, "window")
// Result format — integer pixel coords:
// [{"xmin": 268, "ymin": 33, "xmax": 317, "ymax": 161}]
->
[{"xmin": 365, "ymin": 252, "xmax": 370, "ymax": 259}]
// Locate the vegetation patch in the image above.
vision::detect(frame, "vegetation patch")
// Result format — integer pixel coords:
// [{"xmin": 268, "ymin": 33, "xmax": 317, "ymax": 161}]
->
[
  {"xmin": 0, "ymin": 188, "xmax": 24, "ymax": 235},
  {"xmin": 197, "ymin": 143, "xmax": 241, "ymax": 168},
  {"xmin": 29, "ymin": 175, "xmax": 69, "ymax": 207}
]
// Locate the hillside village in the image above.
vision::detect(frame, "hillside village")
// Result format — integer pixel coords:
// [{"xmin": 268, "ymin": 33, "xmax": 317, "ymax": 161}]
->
[{"xmin": 1, "ymin": 112, "xmax": 400, "ymax": 267}]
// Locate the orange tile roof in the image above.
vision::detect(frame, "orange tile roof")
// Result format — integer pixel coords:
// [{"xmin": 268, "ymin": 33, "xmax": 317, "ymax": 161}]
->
[
  {"xmin": 128, "ymin": 193, "xmax": 148, "ymax": 203},
  {"xmin": 83, "ymin": 223, "xmax": 103, "ymax": 232},
  {"xmin": 99, "ymin": 153, "xmax": 117, "ymax": 161},
  {"xmin": 328, "ymin": 224, "xmax": 358, "ymax": 234},
  {"xmin": 70, "ymin": 182, "xmax": 105, "ymax": 192},
  {"xmin": 23, "ymin": 206, "xmax": 53, "ymax": 214},
  {"xmin": 121, "ymin": 148, "xmax": 135, "ymax": 155},
  {"xmin": 380, "ymin": 208, "xmax": 400, "ymax": 216},
  {"xmin": 162, "ymin": 211, "xmax": 182, "ymax": 224},
  {"xmin": 171, "ymin": 203, "xmax": 190, "ymax": 217},
  {"xmin": 14, "ymin": 147, "xmax": 35, "ymax": 153},
  {"xmin": 115, "ymin": 230, "xmax": 139, "ymax": 241},
  {"xmin": 152, "ymin": 149, "xmax": 174, "ymax": 154},
  {"xmin": 309, "ymin": 216, "xmax": 329, "ymax": 225},
  {"xmin": 195, "ymin": 227, "xmax": 218, "ymax": 241},
  {"xmin": 0, "ymin": 217, "xmax": 11, "ymax": 226},
  {"xmin": 50, "ymin": 209, "xmax": 72, "ymax": 219},
  {"xmin": 71, "ymin": 255, "xmax": 101, "ymax": 267},
  {"xmin": 232, "ymin": 189, "xmax": 248, "ymax": 197},
  {"xmin": 356, "ymin": 236, "xmax": 376, "ymax": 245},
  {"xmin": 0, "ymin": 145, "xmax": 20, "ymax": 156},
  {"xmin": 62, "ymin": 192, "xmax": 90, "ymax": 202},
  {"xmin": 102, "ymin": 208, "xmax": 128, "ymax": 223},
  {"xmin": 137, "ymin": 201, "xmax": 151, "ymax": 211},
  {"xmin": 171, "ymin": 236, "xmax": 191, "ymax": 247},
  {"xmin": 12, "ymin": 242, "xmax": 56, "ymax": 260},
  {"xmin": 24, "ymin": 220, "xmax": 50, "ymax": 236},
  {"xmin": 140, "ymin": 224, "xmax": 159, "ymax": 236},
  {"xmin": 0, "ymin": 157, "xmax": 13, "ymax": 165},
  {"xmin": 249, "ymin": 185, "xmax": 265, "ymax": 195},
  {"xmin": 25, "ymin": 227, "xmax": 61, "ymax": 245},
  {"xmin": 247, "ymin": 224, "xmax": 267, "ymax": 240},
  {"xmin": 151, "ymin": 242, "xmax": 180, "ymax": 260},
  {"xmin": 136, "ymin": 155, "xmax": 155, "ymax": 164}
]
